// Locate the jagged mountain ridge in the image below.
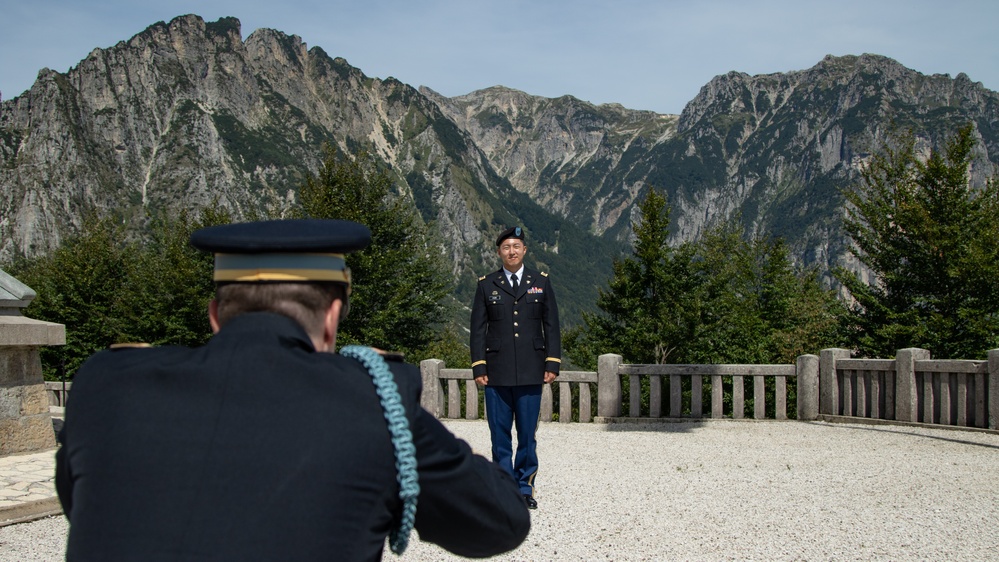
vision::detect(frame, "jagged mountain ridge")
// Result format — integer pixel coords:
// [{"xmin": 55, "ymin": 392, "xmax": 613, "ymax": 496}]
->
[
  {"xmin": 0, "ymin": 15, "xmax": 618, "ymax": 323},
  {"xmin": 429, "ymin": 55, "xmax": 999, "ymax": 282},
  {"xmin": 3, "ymin": 15, "xmax": 998, "ymax": 325},
  {"xmin": 0, "ymin": 16, "xmax": 501, "ymax": 271},
  {"xmin": 420, "ymin": 85, "xmax": 678, "ymax": 240},
  {"xmin": 665, "ymin": 54, "xmax": 999, "ymax": 279}
]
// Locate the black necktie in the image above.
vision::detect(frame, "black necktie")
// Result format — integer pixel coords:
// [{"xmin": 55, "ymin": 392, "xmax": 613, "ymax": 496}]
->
[{"xmin": 511, "ymin": 273, "xmax": 519, "ymax": 293}]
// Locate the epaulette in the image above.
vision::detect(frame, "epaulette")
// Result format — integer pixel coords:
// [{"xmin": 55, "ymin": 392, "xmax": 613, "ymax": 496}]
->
[
  {"xmin": 478, "ymin": 275, "xmax": 486, "ymax": 281},
  {"xmin": 372, "ymin": 347, "xmax": 406, "ymax": 363},
  {"xmin": 380, "ymin": 352, "xmax": 406, "ymax": 363},
  {"xmin": 541, "ymin": 271, "xmax": 549, "ymax": 277},
  {"xmin": 109, "ymin": 343, "xmax": 152, "ymax": 350}
]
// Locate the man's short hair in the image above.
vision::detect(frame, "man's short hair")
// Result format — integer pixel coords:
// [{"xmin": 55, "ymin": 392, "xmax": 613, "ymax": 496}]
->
[{"xmin": 214, "ymin": 282, "xmax": 347, "ymax": 337}]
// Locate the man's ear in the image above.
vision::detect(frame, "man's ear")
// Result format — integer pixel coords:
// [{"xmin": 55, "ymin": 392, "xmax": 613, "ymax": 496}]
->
[
  {"xmin": 319, "ymin": 298, "xmax": 344, "ymax": 352},
  {"xmin": 208, "ymin": 299, "xmax": 221, "ymax": 334}
]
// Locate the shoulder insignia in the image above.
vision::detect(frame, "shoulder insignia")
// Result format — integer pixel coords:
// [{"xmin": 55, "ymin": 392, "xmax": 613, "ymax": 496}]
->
[
  {"xmin": 541, "ymin": 271, "xmax": 549, "ymax": 277},
  {"xmin": 369, "ymin": 347, "xmax": 406, "ymax": 362},
  {"xmin": 478, "ymin": 275, "xmax": 486, "ymax": 281},
  {"xmin": 379, "ymin": 352, "xmax": 406, "ymax": 363},
  {"xmin": 109, "ymin": 342, "xmax": 152, "ymax": 350}
]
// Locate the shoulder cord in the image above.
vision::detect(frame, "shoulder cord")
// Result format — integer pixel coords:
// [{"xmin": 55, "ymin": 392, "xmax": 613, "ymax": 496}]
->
[{"xmin": 339, "ymin": 345, "xmax": 419, "ymax": 555}]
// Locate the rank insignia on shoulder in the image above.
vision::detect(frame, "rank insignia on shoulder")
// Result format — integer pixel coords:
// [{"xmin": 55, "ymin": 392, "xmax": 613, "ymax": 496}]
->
[
  {"xmin": 371, "ymin": 347, "xmax": 406, "ymax": 362},
  {"xmin": 541, "ymin": 271, "xmax": 549, "ymax": 277},
  {"xmin": 109, "ymin": 343, "xmax": 152, "ymax": 349},
  {"xmin": 479, "ymin": 275, "xmax": 486, "ymax": 281}
]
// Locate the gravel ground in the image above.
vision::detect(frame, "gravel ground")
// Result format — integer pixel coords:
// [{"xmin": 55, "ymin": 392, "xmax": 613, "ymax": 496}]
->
[{"xmin": 2, "ymin": 419, "xmax": 997, "ymax": 561}]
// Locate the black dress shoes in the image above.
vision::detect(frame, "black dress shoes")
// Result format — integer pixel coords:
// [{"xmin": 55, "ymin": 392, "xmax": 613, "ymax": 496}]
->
[{"xmin": 523, "ymin": 495, "xmax": 537, "ymax": 509}]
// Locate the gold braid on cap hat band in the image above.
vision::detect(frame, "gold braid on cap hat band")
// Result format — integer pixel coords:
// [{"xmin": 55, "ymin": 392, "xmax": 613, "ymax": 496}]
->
[{"xmin": 213, "ymin": 253, "xmax": 351, "ymax": 292}]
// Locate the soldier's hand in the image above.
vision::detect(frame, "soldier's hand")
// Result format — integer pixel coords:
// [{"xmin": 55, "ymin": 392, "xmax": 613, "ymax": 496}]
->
[
  {"xmin": 544, "ymin": 371, "xmax": 557, "ymax": 384},
  {"xmin": 475, "ymin": 374, "xmax": 488, "ymax": 386}
]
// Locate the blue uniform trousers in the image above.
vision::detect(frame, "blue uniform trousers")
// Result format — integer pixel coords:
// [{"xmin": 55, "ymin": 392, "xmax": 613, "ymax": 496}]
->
[{"xmin": 484, "ymin": 384, "xmax": 542, "ymax": 496}]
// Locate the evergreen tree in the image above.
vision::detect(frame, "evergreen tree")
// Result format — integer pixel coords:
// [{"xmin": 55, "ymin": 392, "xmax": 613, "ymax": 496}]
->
[
  {"xmin": 7, "ymin": 215, "xmax": 135, "ymax": 379},
  {"xmin": 760, "ymin": 239, "xmax": 843, "ymax": 362},
  {"xmin": 685, "ymin": 225, "xmax": 843, "ymax": 365},
  {"xmin": 835, "ymin": 125, "xmax": 999, "ymax": 358},
  {"xmin": 686, "ymin": 223, "xmax": 770, "ymax": 364},
  {"xmin": 5, "ymin": 207, "xmax": 229, "ymax": 379},
  {"xmin": 566, "ymin": 189, "xmax": 699, "ymax": 367},
  {"xmin": 566, "ymin": 189, "xmax": 843, "ymax": 369},
  {"xmin": 297, "ymin": 147, "xmax": 452, "ymax": 357},
  {"xmin": 120, "ymin": 209, "xmax": 225, "ymax": 347},
  {"xmin": 566, "ymin": 188, "xmax": 843, "ymax": 418}
]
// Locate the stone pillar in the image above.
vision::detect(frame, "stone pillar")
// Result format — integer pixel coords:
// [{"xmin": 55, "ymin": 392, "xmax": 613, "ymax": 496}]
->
[
  {"xmin": 419, "ymin": 359, "xmax": 444, "ymax": 418},
  {"xmin": 0, "ymin": 269, "xmax": 65, "ymax": 455},
  {"xmin": 819, "ymin": 348, "xmax": 851, "ymax": 416},
  {"xmin": 895, "ymin": 348, "xmax": 930, "ymax": 423},
  {"xmin": 796, "ymin": 354, "xmax": 820, "ymax": 421},
  {"xmin": 597, "ymin": 354, "xmax": 622, "ymax": 419},
  {"xmin": 988, "ymin": 349, "xmax": 999, "ymax": 430}
]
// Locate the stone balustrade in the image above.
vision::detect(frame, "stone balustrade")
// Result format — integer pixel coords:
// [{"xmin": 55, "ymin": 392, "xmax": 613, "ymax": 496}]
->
[
  {"xmin": 421, "ymin": 349, "xmax": 998, "ymax": 431},
  {"xmin": 821, "ymin": 348, "xmax": 999, "ymax": 429},
  {"xmin": 40, "ymin": 348, "xmax": 999, "ymax": 432}
]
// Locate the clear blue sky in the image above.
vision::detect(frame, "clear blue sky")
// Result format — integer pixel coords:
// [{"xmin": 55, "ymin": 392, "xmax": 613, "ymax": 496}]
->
[{"xmin": 2, "ymin": 0, "xmax": 997, "ymax": 114}]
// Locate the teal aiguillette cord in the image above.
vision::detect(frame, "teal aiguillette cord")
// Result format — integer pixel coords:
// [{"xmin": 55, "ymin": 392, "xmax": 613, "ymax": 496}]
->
[{"xmin": 339, "ymin": 345, "xmax": 420, "ymax": 555}]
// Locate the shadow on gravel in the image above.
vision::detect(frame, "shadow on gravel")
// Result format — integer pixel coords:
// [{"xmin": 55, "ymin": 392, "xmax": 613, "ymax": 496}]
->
[
  {"xmin": 803, "ymin": 421, "xmax": 999, "ymax": 450},
  {"xmin": 599, "ymin": 420, "xmax": 706, "ymax": 433}
]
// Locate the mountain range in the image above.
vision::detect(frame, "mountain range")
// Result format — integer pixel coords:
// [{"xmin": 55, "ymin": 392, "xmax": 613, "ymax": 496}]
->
[{"xmin": 2, "ymin": 14, "xmax": 997, "ymax": 324}]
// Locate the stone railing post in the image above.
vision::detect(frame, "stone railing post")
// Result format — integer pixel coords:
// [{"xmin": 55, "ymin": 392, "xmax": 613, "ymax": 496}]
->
[
  {"xmin": 420, "ymin": 359, "xmax": 444, "ymax": 418},
  {"xmin": 988, "ymin": 349, "xmax": 999, "ymax": 430},
  {"xmin": 597, "ymin": 354, "xmax": 622, "ymax": 418},
  {"xmin": 819, "ymin": 348, "xmax": 851, "ymax": 416},
  {"xmin": 895, "ymin": 348, "xmax": 930, "ymax": 423},
  {"xmin": 0, "ymin": 269, "xmax": 65, "ymax": 455},
  {"xmin": 796, "ymin": 354, "xmax": 819, "ymax": 420}
]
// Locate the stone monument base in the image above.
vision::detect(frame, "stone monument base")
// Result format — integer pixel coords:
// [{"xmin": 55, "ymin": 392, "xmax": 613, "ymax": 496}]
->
[{"xmin": 1, "ymin": 320, "xmax": 64, "ymax": 455}]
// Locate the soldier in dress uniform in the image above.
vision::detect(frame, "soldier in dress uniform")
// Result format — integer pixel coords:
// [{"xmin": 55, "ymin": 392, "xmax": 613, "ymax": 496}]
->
[
  {"xmin": 55, "ymin": 218, "xmax": 530, "ymax": 561},
  {"xmin": 469, "ymin": 226, "xmax": 561, "ymax": 510}
]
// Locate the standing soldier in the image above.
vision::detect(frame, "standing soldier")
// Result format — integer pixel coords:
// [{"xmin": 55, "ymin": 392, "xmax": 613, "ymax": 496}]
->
[{"xmin": 469, "ymin": 226, "xmax": 561, "ymax": 509}]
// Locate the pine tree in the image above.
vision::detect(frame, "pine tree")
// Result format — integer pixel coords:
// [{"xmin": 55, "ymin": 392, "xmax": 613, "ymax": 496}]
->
[
  {"xmin": 566, "ymin": 189, "xmax": 699, "ymax": 367},
  {"xmin": 297, "ymin": 147, "xmax": 452, "ymax": 357},
  {"xmin": 835, "ymin": 125, "xmax": 999, "ymax": 358},
  {"xmin": 566, "ymin": 188, "xmax": 844, "ymax": 369},
  {"xmin": 7, "ymin": 215, "xmax": 134, "ymax": 379},
  {"xmin": 121, "ymin": 209, "xmax": 222, "ymax": 347},
  {"xmin": 5, "ymin": 207, "xmax": 229, "ymax": 379}
]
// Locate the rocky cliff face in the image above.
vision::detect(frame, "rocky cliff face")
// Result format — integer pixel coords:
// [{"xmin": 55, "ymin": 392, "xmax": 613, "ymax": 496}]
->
[
  {"xmin": 665, "ymin": 54, "xmax": 999, "ymax": 279},
  {"xmin": 2, "ymin": 16, "xmax": 998, "ymax": 320},
  {"xmin": 429, "ymin": 54, "xmax": 999, "ymax": 281},
  {"xmin": 0, "ymin": 15, "xmax": 513, "ymax": 279},
  {"xmin": 421, "ymin": 85, "xmax": 678, "ymax": 236}
]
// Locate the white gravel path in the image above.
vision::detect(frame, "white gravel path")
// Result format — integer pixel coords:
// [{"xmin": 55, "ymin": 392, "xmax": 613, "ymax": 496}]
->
[{"xmin": 2, "ymin": 419, "xmax": 997, "ymax": 561}]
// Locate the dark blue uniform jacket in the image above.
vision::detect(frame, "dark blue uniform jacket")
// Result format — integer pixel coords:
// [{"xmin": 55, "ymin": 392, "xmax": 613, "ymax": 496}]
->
[
  {"xmin": 469, "ymin": 267, "xmax": 561, "ymax": 385},
  {"xmin": 56, "ymin": 312, "xmax": 529, "ymax": 561}
]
